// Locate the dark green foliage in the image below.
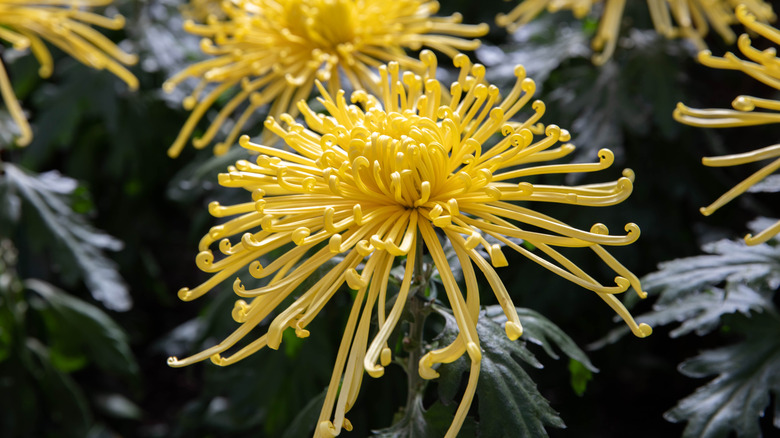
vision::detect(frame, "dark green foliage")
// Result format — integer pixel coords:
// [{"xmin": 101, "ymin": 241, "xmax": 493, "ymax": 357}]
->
[
  {"xmin": 26, "ymin": 279, "xmax": 139, "ymax": 378},
  {"xmin": 665, "ymin": 314, "xmax": 780, "ymax": 438},
  {"xmin": 1, "ymin": 0, "xmax": 779, "ymax": 437},
  {"xmin": 1, "ymin": 163, "xmax": 130, "ymax": 310},
  {"xmin": 436, "ymin": 305, "xmax": 595, "ymax": 437},
  {"xmin": 0, "ymin": 241, "xmax": 138, "ymax": 438},
  {"xmin": 602, "ymin": 228, "xmax": 780, "ymax": 437}
]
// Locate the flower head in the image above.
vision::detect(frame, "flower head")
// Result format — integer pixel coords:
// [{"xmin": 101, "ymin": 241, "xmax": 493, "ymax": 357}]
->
[
  {"xmin": 674, "ymin": 5, "xmax": 780, "ymax": 245},
  {"xmin": 0, "ymin": 0, "xmax": 138, "ymax": 146},
  {"xmin": 168, "ymin": 51, "xmax": 650, "ymax": 437},
  {"xmin": 497, "ymin": 0, "xmax": 776, "ymax": 64},
  {"xmin": 163, "ymin": 0, "xmax": 489, "ymax": 158},
  {"xmin": 182, "ymin": 0, "xmax": 226, "ymax": 22}
]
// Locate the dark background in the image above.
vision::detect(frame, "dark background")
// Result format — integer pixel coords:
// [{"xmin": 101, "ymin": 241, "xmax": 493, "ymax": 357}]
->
[{"xmin": 1, "ymin": 0, "xmax": 778, "ymax": 436}]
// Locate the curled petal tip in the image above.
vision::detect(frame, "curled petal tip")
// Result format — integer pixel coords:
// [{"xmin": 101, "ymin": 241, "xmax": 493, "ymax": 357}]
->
[
  {"xmin": 634, "ymin": 323, "xmax": 653, "ymax": 338},
  {"xmin": 366, "ymin": 365, "xmax": 385, "ymax": 378},
  {"xmin": 318, "ymin": 421, "xmax": 338, "ymax": 438},
  {"xmin": 162, "ymin": 81, "xmax": 176, "ymax": 94},
  {"xmin": 505, "ymin": 321, "xmax": 523, "ymax": 340},
  {"xmin": 210, "ymin": 354, "xmax": 226, "ymax": 366},
  {"xmin": 381, "ymin": 347, "xmax": 392, "ymax": 366},
  {"xmin": 177, "ymin": 287, "xmax": 192, "ymax": 301},
  {"xmin": 292, "ymin": 227, "xmax": 310, "ymax": 245},
  {"xmin": 625, "ymin": 223, "xmax": 640, "ymax": 236},
  {"xmin": 732, "ymin": 96, "xmax": 755, "ymax": 112},
  {"xmin": 232, "ymin": 298, "xmax": 249, "ymax": 322},
  {"xmin": 614, "ymin": 276, "xmax": 630, "ymax": 291},
  {"xmin": 418, "ymin": 355, "xmax": 440, "ymax": 380},
  {"xmin": 346, "ymin": 268, "xmax": 368, "ymax": 289}
]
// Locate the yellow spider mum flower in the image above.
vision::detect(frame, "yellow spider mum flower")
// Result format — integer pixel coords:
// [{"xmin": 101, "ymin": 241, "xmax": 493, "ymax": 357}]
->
[
  {"xmin": 182, "ymin": 0, "xmax": 225, "ymax": 22},
  {"xmin": 496, "ymin": 0, "xmax": 775, "ymax": 65},
  {"xmin": 0, "ymin": 0, "xmax": 138, "ymax": 146},
  {"xmin": 168, "ymin": 51, "xmax": 651, "ymax": 437},
  {"xmin": 163, "ymin": 0, "xmax": 489, "ymax": 158},
  {"xmin": 674, "ymin": 5, "xmax": 780, "ymax": 245},
  {"xmin": 496, "ymin": 0, "xmax": 627, "ymax": 64},
  {"xmin": 648, "ymin": 0, "xmax": 775, "ymax": 50}
]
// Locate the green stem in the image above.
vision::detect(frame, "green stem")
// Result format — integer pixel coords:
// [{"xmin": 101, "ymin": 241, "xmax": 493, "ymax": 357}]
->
[{"xmin": 402, "ymin": 232, "xmax": 429, "ymax": 417}]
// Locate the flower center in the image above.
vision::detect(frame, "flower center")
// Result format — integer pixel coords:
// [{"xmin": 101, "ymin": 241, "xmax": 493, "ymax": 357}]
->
[
  {"xmin": 285, "ymin": 0, "xmax": 357, "ymax": 51},
  {"xmin": 341, "ymin": 108, "xmax": 450, "ymax": 208}
]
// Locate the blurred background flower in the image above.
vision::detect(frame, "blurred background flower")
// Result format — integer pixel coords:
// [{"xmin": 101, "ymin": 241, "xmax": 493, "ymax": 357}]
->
[
  {"xmin": 0, "ymin": 0, "xmax": 138, "ymax": 146},
  {"xmin": 674, "ymin": 5, "xmax": 780, "ymax": 244},
  {"xmin": 497, "ymin": 0, "xmax": 776, "ymax": 64},
  {"xmin": 164, "ymin": 0, "xmax": 489, "ymax": 158}
]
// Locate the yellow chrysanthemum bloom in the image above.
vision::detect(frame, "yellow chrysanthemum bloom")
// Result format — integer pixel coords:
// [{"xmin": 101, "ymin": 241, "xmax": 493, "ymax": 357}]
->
[
  {"xmin": 496, "ymin": 0, "xmax": 775, "ymax": 64},
  {"xmin": 168, "ymin": 50, "xmax": 650, "ymax": 437},
  {"xmin": 0, "ymin": 0, "xmax": 138, "ymax": 146},
  {"xmin": 674, "ymin": 5, "xmax": 780, "ymax": 245},
  {"xmin": 496, "ymin": 0, "xmax": 626, "ymax": 64},
  {"xmin": 182, "ymin": 0, "xmax": 225, "ymax": 22},
  {"xmin": 163, "ymin": 0, "xmax": 489, "ymax": 158}
]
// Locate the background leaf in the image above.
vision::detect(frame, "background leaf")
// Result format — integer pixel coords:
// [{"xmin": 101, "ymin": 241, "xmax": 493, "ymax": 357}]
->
[
  {"xmin": 436, "ymin": 305, "xmax": 595, "ymax": 437},
  {"xmin": 1, "ymin": 163, "xmax": 130, "ymax": 311},
  {"xmin": 665, "ymin": 313, "xmax": 780, "ymax": 438},
  {"xmin": 25, "ymin": 279, "xmax": 139, "ymax": 379}
]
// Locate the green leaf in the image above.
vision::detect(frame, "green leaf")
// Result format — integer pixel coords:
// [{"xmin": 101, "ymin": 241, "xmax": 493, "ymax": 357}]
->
[
  {"xmin": 166, "ymin": 145, "xmax": 251, "ymax": 203},
  {"xmin": 24, "ymin": 337, "xmax": 93, "ymax": 437},
  {"xmin": 0, "ymin": 109, "xmax": 24, "ymax": 149},
  {"xmin": 595, "ymin": 235, "xmax": 779, "ymax": 346},
  {"xmin": 645, "ymin": 238, "xmax": 780, "ymax": 305},
  {"xmin": 281, "ymin": 390, "xmax": 326, "ymax": 438},
  {"xmin": 505, "ymin": 307, "xmax": 597, "ymax": 372},
  {"xmin": 747, "ymin": 174, "xmax": 780, "ymax": 193},
  {"xmin": 665, "ymin": 313, "xmax": 780, "ymax": 438},
  {"xmin": 436, "ymin": 305, "xmax": 586, "ymax": 437},
  {"xmin": 568, "ymin": 359, "xmax": 592, "ymax": 397},
  {"xmin": 94, "ymin": 393, "xmax": 143, "ymax": 420},
  {"xmin": 1, "ymin": 163, "xmax": 130, "ymax": 311},
  {"xmin": 598, "ymin": 284, "xmax": 770, "ymax": 347},
  {"xmin": 25, "ymin": 279, "xmax": 139, "ymax": 379},
  {"xmin": 373, "ymin": 396, "xmax": 475, "ymax": 438},
  {"xmin": 477, "ymin": 15, "xmax": 589, "ymax": 86}
]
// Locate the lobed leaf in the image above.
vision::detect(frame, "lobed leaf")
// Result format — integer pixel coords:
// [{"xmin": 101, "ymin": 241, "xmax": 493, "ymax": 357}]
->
[
  {"xmin": 1, "ymin": 163, "xmax": 131, "ymax": 311},
  {"xmin": 436, "ymin": 305, "xmax": 594, "ymax": 436},
  {"xmin": 25, "ymin": 279, "xmax": 139, "ymax": 379},
  {"xmin": 596, "ymin": 234, "xmax": 780, "ymax": 346},
  {"xmin": 665, "ymin": 314, "xmax": 780, "ymax": 438}
]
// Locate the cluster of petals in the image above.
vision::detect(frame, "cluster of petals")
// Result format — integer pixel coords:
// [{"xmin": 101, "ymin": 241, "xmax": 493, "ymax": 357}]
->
[
  {"xmin": 674, "ymin": 5, "xmax": 780, "ymax": 244},
  {"xmin": 168, "ymin": 50, "xmax": 651, "ymax": 437},
  {"xmin": 163, "ymin": 0, "xmax": 489, "ymax": 157},
  {"xmin": 0, "ymin": 0, "xmax": 138, "ymax": 146},
  {"xmin": 496, "ymin": 0, "xmax": 776, "ymax": 64},
  {"xmin": 181, "ymin": 0, "xmax": 227, "ymax": 22}
]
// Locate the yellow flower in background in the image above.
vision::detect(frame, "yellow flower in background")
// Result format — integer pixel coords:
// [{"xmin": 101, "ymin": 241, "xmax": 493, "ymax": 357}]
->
[
  {"xmin": 181, "ymin": 0, "xmax": 225, "ymax": 22},
  {"xmin": 496, "ymin": 0, "xmax": 626, "ymax": 64},
  {"xmin": 163, "ymin": 0, "xmax": 489, "ymax": 158},
  {"xmin": 0, "ymin": 0, "xmax": 138, "ymax": 146},
  {"xmin": 649, "ymin": 0, "xmax": 775, "ymax": 50},
  {"xmin": 497, "ymin": 0, "xmax": 776, "ymax": 64},
  {"xmin": 674, "ymin": 5, "xmax": 780, "ymax": 245},
  {"xmin": 168, "ymin": 50, "xmax": 650, "ymax": 437}
]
